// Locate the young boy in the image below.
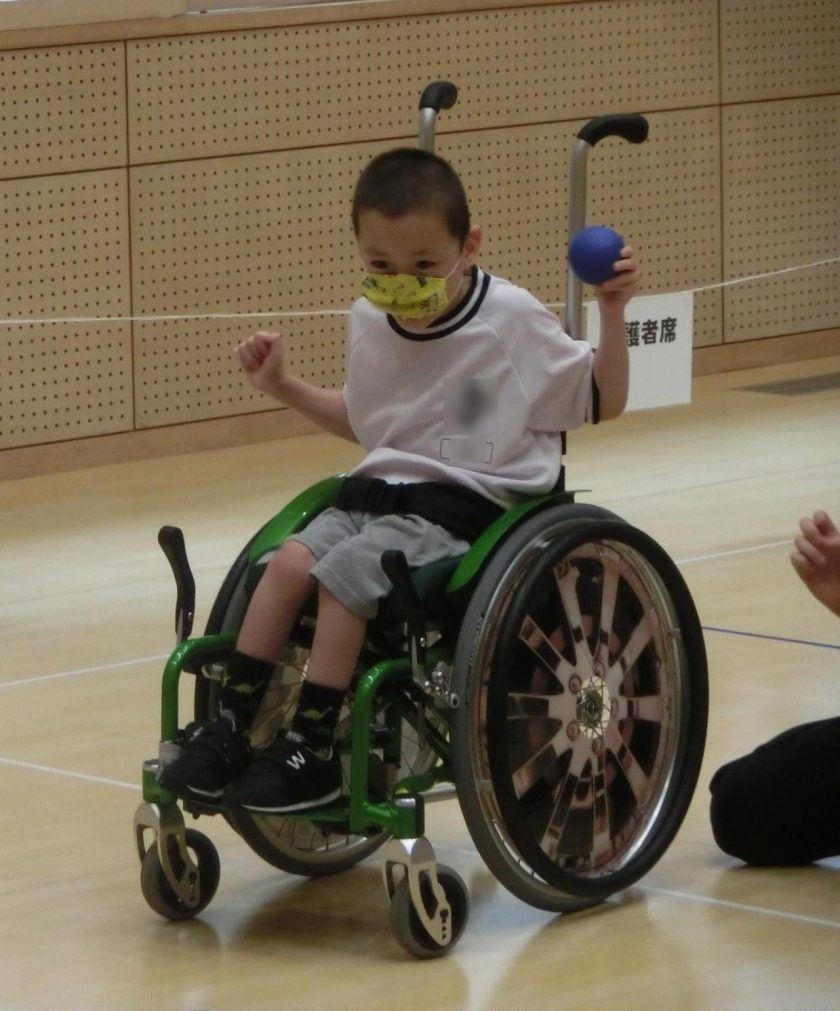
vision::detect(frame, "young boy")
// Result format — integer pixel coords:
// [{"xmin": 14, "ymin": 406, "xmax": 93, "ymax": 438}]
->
[{"xmin": 160, "ymin": 147, "xmax": 638, "ymax": 813}]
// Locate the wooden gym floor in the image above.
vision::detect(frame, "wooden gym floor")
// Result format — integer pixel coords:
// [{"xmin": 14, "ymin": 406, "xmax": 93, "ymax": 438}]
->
[{"xmin": 1, "ymin": 354, "xmax": 839, "ymax": 1010}]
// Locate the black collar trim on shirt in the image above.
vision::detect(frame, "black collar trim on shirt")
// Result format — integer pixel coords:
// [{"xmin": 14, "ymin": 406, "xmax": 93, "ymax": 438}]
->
[{"xmin": 387, "ymin": 266, "xmax": 491, "ymax": 341}]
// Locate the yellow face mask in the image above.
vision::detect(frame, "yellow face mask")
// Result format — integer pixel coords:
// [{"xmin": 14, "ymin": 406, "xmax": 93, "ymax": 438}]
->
[{"xmin": 360, "ymin": 259, "xmax": 462, "ymax": 320}]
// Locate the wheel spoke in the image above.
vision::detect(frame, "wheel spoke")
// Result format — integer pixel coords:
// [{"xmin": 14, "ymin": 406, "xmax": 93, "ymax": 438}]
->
[
  {"xmin": 539, "ymin": 742, "xmax": 588, "ymax": 856},
  {"xmin": 518, "ymin": 614, "xmax": 576, "ymax": 688},
  {"xmin": 589, "ymin": 751, "xmax": 613, "ymax": 864},
  {"xmin": 604, "ymin": 722, "xmax": 652, "ymax": 805},
  {"xmin": 615, "ymin": 693, "xmax": 666, "ymax": 724},
  {"xmin": 594, "ymin": 561, "xmax": 620, "ymax": 660},
  {"xmin": 507, "ymin": 691, "xmax": 574, "ymax": 721},
  {"xmin": 607, "ymin": 611, "xmax": 656, "ymax": 692},
  {"xmin": 511, "ymin": 729, "xmax": 570, "ymax": 797},
  {"xmin": 555, "ymin": 564, "xmax": 593, "ymax": 665}
]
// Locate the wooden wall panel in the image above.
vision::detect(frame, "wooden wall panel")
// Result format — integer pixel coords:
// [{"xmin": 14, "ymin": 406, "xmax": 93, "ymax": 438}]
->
[
  {"xmin": 130, "ymin": 142, "xmax": 386, "ymax": 428},
  {"xmin": 722, "ymin": 96, "xmax": 840, "ymax": 343},
  {"xmin": 0, "ymin": 170, "xmax": 132, "ymax": 448},
  {"xmin": 721, "ymin": 0, "xmax": 840, "ymax": 103},
  {"xmin": 0, "ymin": 43, "xmax": 126, "ymax": 180},
  {"xmin": 127, "ymin": 0, "xmax": 718, "ymax": 163}
]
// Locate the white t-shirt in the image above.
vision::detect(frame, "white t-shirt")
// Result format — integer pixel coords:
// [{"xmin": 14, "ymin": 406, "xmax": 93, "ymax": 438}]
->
[{"xmin": 342, "ymin": 267, "xmax": 596, "ymax": 509}]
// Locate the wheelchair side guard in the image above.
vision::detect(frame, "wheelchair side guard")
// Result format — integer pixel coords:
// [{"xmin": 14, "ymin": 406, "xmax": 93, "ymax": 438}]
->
[
  {"xmin": 445, "ymin": 490, "xmax": 576, "ymax": 596},
  {"xmin": 246, "ymin": 475, "xmax": 344, "ymax": 570}
]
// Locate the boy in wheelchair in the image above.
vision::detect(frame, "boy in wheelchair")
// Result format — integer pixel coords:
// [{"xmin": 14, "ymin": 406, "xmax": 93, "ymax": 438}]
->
[{"xmin": 160, "ymin": 147, "xmax": 639, "ymax": 813}]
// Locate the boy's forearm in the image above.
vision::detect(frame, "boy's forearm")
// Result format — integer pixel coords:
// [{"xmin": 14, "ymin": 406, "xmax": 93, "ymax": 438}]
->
[
  {"xmin": 272, "ymin": 375, "xmax": 358, "ymax": 442},
  {"xmin": 593, "ymin": 307, "xmax": 629, "ymax": 420}
]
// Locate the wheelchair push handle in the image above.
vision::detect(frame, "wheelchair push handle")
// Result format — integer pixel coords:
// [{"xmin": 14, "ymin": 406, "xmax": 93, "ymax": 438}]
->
[
  {"xmin": 417, "ymin": 80, "xmax": 458, "ymax": 153},
  {"xmin": 158, "ymin": 525, "xmax": 196, "ymax": 644},
  {"xmin": 419, "ymin": 80, "xmax": 458, "ymax": 113},
  {"xmin": 565, "ymin": 113, "xmax": 650, "ymax": 338},
  {"xmin": 576, "ymin": 113, "xmax": 649, "ymax": 148}
]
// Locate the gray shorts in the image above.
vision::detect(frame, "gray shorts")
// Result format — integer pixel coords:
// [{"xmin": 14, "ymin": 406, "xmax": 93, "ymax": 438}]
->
[{"xmin": 287, "ymin": 507, "xmax": 470, "ymax": 619}]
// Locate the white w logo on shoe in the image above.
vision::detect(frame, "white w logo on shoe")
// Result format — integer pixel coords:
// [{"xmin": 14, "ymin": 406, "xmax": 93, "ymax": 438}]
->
[{"xmin": 285, "ymin": 750, "xmax": 308, "ymax": 771}]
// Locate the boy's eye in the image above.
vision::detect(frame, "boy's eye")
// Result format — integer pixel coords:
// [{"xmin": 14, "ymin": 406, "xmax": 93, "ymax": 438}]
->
[
  {"xmin": 369, "ymin": 261, "xmax": 389, "ymax": 272},
  {"xmin": 416, "ymin": 261, "xmax": 436, "ymax": 272}
]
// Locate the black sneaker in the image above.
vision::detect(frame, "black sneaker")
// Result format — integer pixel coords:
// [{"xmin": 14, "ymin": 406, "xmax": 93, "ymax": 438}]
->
[
  {"xmin": 158, "ymin": 712, "xmax": 250, "ymax": 801},
  {"xmin": 223, "ymin": 730, "xmax": 342, "ymax": 813}
]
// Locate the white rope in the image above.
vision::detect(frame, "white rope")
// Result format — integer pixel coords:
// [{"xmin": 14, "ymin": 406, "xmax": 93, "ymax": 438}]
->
[
  {"xmin": 544, "ymin": 255, "xmax": 840, "ymax": 310},
  {"xmin": 0, "ymin": 256, "xmax": 837, "ymax": 327},
  {"xmin": 688, "ymin": 255, "xmax": 840, "ymax": 294},
  {"xmin": 0, "ymin": 308, "xmax": 351, "ymax": 326}
]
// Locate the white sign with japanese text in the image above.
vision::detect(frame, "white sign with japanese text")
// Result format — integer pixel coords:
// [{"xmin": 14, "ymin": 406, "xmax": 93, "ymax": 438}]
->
[{"xmin": 585, "ymin": 291, "xmax": 694, "ymax": 411}]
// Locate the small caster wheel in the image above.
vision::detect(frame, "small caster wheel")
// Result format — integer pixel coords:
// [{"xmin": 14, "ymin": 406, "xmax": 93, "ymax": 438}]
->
[
  {"xmin": 389, "ymin": 863, "xmax": 469, "ymax": 959},
  {"xmin": 140, "ymin": 828, "xmax": 220, "ymax": 921}
]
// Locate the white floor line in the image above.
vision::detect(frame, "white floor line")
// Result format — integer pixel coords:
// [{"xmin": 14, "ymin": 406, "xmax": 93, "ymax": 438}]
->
[
  {"xmin": 675, "ymin": 539, "xmax": 790, "ymax": 566},
  {"xmin": 638, "ymin": 884, "xmax": 840, "ymax": 931},
  {"xmin": 434, "ymin": 845, "xmax": 840, "ymax": 931},
  {"xmin": 0, "ymin": 653, "xmax": 169, "ymax": 690},
  {"xmin": 0, "ymin": 755, "xmax": 138, "ymax": 791}
]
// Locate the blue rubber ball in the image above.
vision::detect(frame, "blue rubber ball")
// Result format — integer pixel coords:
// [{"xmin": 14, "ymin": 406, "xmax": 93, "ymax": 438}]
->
[{"xmin": 568, "ymin": 225, "xmax": 624, "ymax": 285}]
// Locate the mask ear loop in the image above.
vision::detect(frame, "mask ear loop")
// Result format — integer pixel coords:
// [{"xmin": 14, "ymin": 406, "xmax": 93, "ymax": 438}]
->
[{"xmin": 440, "ymin": 254, "xmax": 465, "ymax": 306}]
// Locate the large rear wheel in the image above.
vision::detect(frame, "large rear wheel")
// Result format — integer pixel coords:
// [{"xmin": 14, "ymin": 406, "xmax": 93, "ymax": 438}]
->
[{"xmin": 451, "ymin": 507, "xmax": 707, "ymax": 910}]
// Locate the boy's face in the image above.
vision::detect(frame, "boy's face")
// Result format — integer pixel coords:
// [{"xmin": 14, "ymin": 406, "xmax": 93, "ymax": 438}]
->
[{"xmin": 356, "ymin": 208, "xmax": 481, "ymax": 324}]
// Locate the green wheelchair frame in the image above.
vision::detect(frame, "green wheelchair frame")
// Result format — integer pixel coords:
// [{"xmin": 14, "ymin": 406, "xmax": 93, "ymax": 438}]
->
[
  {"xmin": 133, "ymin": 82, "xmax": 708, "ymax": 958},
  {"xmin": 134, "ymin": 473, "xmax": 708, "ymax": 957}
]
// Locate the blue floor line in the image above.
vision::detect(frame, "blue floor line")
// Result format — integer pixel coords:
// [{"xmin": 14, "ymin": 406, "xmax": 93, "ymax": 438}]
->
[{"xmin": 702, "ymin": 625, "xmax": 840, "ymax": 652}]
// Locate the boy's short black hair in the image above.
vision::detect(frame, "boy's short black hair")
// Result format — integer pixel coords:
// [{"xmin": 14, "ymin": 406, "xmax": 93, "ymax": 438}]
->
[{"xmin": 352, "ymin": 148, "xmax": 470, "ymax": 243}]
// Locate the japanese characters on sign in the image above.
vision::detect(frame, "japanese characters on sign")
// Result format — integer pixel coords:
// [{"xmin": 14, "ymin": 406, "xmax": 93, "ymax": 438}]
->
[
  {"xmin": 625, "ymin": 316, "xmax": 678, "ymax": 347},
  {"xmin": 586, "ymin": 291, "xmax": 694, "ymax": 411}
]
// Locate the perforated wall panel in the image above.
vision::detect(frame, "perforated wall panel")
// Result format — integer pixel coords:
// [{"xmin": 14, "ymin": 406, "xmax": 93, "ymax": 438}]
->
[
  {"xmin": 721, "ymin": 0, "xmax": 840, "ymax": 103},
  {"xmin": 0, "ymin": 43, "xmax": 126, "ymax": 181},
  {"xmin": 722, "ymin": 96, "xmax": 840, "ymax": 342},
  {"xmin": 130, "ymin": 143, "xmax": 384, "ymax": 428},
  {"xmin": 127, "ymin": 0, "xmax": 718, "ymax": 163},
  {"xmin": 0, "ymin": 170, "xmax": 132, "ymax": 448}
]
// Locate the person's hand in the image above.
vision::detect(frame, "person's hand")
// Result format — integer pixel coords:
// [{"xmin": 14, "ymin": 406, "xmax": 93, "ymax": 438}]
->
[
  {"xmin": 234, "ymin": 331, "xmax": 286, "ymax": 397},
  {"xmin": 595, "ymin": 246, "xmax": 639, "ymax": 313},
  {"xmin": 790, "ymin": 510, "xmax": 840, "ymax": 619}
]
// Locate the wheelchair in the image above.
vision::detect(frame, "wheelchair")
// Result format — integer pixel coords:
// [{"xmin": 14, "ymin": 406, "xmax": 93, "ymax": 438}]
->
[{"xmin": 133, "ymin": 84, "xmax": 708, "ymax": 958}]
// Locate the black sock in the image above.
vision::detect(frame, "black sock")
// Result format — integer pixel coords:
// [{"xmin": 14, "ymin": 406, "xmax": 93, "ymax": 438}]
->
[
  {"xmin": 291, "ymin": 681, "xmax": 344, "ymax": 752},
  {"xmin": 219, "ymin": 650, "xmax": 274, "ymax": 728}
]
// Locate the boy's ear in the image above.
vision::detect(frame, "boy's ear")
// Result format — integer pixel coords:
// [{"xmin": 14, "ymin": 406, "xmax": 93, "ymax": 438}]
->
[{"xmin": 463, "ymin": 225, "xmax": 482, "ymax": 266}]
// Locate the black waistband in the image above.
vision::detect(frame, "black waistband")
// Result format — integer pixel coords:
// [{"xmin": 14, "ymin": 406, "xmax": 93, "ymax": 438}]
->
[{"xmin": 336, "ymin": 476, "xmax": 504, "ymax": 543}]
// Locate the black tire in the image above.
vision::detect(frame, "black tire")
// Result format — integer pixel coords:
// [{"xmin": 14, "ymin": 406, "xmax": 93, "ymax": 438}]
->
[
  {"xmin": 139, "ymin": 828, "xmax": 220, "ymax": 921},
  {"xmin": 389, "ymin": 864, "xmax": 470, "ymax": 959},
  {"xmin": 451, "ymin": 506, "xmax": 707, "ymax": 911}
]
